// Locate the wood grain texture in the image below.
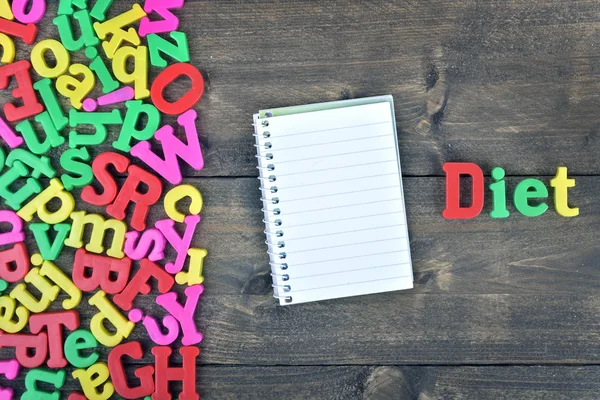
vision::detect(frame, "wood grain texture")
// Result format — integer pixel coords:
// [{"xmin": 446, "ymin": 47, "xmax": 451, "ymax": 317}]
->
[
  {"xmin": 1, "ymin": 0, "xmax": 600, "ymax": 398},
  {"xmin": 7, "ymin": 365, "xmax": 600, "ymax": 399}
]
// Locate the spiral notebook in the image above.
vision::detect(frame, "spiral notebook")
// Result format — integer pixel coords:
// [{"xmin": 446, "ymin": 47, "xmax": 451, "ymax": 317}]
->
[{"xmin": 253, "ymin": 95, "xmax": 413, "ymax": 305}]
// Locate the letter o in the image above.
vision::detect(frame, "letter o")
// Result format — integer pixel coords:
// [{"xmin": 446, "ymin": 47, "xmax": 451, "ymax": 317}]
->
[
  {"xmin": 150, "ymin": 63, "xmax": 204, "ymax": 115},
  {"xmin": 31, "ymin": 39, "xmax": 70, "ymax": 78}
]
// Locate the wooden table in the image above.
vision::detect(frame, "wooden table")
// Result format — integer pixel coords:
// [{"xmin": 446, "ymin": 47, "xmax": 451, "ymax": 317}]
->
[{"xmin": 4, "ymin": 0, "xmax": 600, "ymax": 398}]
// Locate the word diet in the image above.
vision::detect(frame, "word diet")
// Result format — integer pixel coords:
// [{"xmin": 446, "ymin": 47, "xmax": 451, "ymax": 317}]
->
[{"xmin": 443, "ymin": 162, "xmax": 579, "ymax": 219}]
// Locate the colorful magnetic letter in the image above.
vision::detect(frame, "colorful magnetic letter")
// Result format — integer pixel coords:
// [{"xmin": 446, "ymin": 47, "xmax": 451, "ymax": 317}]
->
[
  {"xmin": 68, "ymin": 108, "xmax": 123, "ymax": 147},
  {"xmin": 0, "ymin": 60, "xmax": 44, "ymax": 122},
  {"xmin": 150, "ymin": 63, "xmax": 204, "ymax": 115},
  {"xmin": 176, "ymin": 248, "xmax": 207, "ymax": 286},
  {"xmin": 442, "ymin": 162, "xmax": 484, "ymax": 219},
  {"xmin": 139, "ymin": 0, "xmax": 183, "ymax": 36},
  {"xmin": 0, "ymin": 242, "xmax": 29, "ymax": 282},
  {"xmin": 124, "ymin": 228, "xmax": 166, "ymax": 261},
  {"xmin": 113, "ymin": 258, "xmax": 174, "ymax": 311},
  {"xmin": 106, "ymin": 165, "xmax": 163, "ymax": 231},
  {"xmin": 155, "ymin": 215, "xmax": 200, "ymax": 274},
  {"xmin": 551, "ymin": 166, "xmax": 579, "ymax": 217},
  {"xmin": 93, "ymin": 4, "xmax": 146, "ymax": 58},
  {"xmin": 36, "ymin": 259, "xmax": 82, "ymax": 309},
  {"xmin": 18, "ymin": 178, "xmax": 75, "ymax": 224},
  {"xmin": 112, "ymin": 45, "xmax": 149, "ymax": 99},
  {"xmin": 113, "ymin": 100, "xmax": 160, "ymax": 152},
  {"xmin": 11, "ymin": 0, "xmax": 46, "ymax": 24},
  {"xmin": 64, "ymin": 329, "xmax": 99, "ymax": 369},
  {"xmin": 72, "ymin": 362, "xmax": 114, "ymax": 400},
  {"xmin": 152, "ymin": 346, "xmax": 200, "ymax": 400},
  {"xmin": 34, "ymin": 78, "xmax": 69, "ymax": 131},
  {"xmin": 108, "ymin": 341, "xmax": 154, "ymax": 399},
  {"xmin": 72, "ymin": 249, "xmax": 131, "ymax": 294},
  {"xmin": 164, "ymin": 184, "xmax": 203, "ymax": 223},
  {"xmin": 30, "ymin": 39, "xmax": 70, "ymax": 78},
  {"xmin": 56, "ymin": 63, "xmax": 96, "ymax": 109},
  {"xmin": 0, "ymin": 332, "xmax": 47, "ymax": 368},
  {"xmin": 0, "ymin": 18, "xmax": 37, "ymax": 45},
  {"xmin": 29, "ymin": 311, "xmax": 80, "ymax": 368},
  {"xmin": 81, "ymin": 152, "xmax": 129, "ymax": 206},
  {"xmin": 0, "ymin": 210, "xmax": 24, "ymax": 246},
  {"xmin": 88, "ymin": 290, "xmax": 134, "ymax": 347},
  {"xmin": 65, "ymin": 211, "xmax": 126, "ymax": 259},
  {"xmin": 129, "ymin": 308, "xmax": 179, "ymax": 346},
  {"xmin": 84, "ymin": 46, "xmax": 119, "ymax": 94},
  {"xmin": 22, "ymin": 368, "xmax": 65, "ymax": 400},
  {"xmin": 0, "ymin": 113, "xmax": 23, "ymax": 148},
  {"xmin": 16, "ymin": 112, "xmax": 66, "ymax": 154},
  {"xmin": 131, "ymin": 109, "xmax": 204, "ymax": 184},
  {"xmin": 514, "ymin": 178, "xmax": 549, "ymax": 217},
  {"xmin": 53, "ymin": 10, "xmax": 99, "ymax": 52},
  {"xmin": 0, "ymin": 295, "xmax": 29, "ymax": 332},
  {"xmin": 60, "ymin": 147, "xmax": 93, "ymax": 190},
  {"xmin": 147, "ymin": 31, "xmax": 189, "ymax": 68},
  {"xmin": 10, "ymin": 267, "xmax": 60, "ymax": 313},
  {"xmin": 156, "ymin": 284, "xmax": 204, "ymax": 346},
  {"xmin": 0, "ymin": 33, "xmax": 16, "ymax": 64}
]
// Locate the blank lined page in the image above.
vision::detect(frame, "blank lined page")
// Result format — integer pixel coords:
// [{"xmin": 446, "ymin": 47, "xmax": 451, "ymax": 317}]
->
[{"xmin": 254, "ymin": 97, "xmax": 413, "ymax": 305}]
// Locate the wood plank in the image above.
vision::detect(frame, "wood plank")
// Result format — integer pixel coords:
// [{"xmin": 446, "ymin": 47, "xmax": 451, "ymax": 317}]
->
[
  {"xmin": 5, "ymin": 1, "xmax": 600, "ymax": 177},
  {"xmin": 6, "ymin": 364, "xmax": 600, "ymax": 399}
]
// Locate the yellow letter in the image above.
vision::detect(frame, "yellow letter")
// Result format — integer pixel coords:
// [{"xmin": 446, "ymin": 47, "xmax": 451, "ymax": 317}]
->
[
  {"xmin": 65, "ymin": 211, "xmax": 126, "ymax": 258},
  {"xmin": 37, "ymin": 258, "xmax": 82, "ymax": 310},
  {"xmin": 176, "ymin": 248, "xmax": 207, "ymax": 286},
  {"xmin": 31, "ymin": 39, "xmax": 70, "ymax": 78},
  {"xmin": 56, "ymin": 64, "xmax": 95, "ymax": 109},
  {"xmin": 10, "ymin": 268, "xmax": 60, "ymax": 313},
  {"xmin": 88, "ymin": 291, "xmax": 134, "ymax": 347},
  {"xmin": 93, "ymin": 4, "xmax": 146, "ymax": 58},
  {"xmin": 550, "ymin": 166, "xmax": 579, "ymax": 217},
  {"xmin": 164, "ymin": 184, "xmax": 203, "ymax": 223},
  {"xmin": 112, "ymin": 45, "xmax": 149, "ymax": 99},
  {"xmin": 0, "ymin": 296, "xmax": 29, "ymax": 333},
  {"xmin": 0, "ymin": 33, "xmax": 15, "ymax": 64},
  {"xmin": 18, "ymin": 178, "xmax": 75, "ymax": 224},
  {"xmin": 0, "ymin": 0, "xmax": 13, "ymax": 20},
  {"xmin": 72, "ymin": 362, "xmax": 114, "ymax": 400}
]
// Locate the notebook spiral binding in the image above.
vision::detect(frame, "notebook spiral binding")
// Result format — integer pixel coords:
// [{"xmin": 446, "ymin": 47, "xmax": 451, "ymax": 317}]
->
[{"xmin": 253, "ymin": 114, "xmax": 293, "ymax": 304}]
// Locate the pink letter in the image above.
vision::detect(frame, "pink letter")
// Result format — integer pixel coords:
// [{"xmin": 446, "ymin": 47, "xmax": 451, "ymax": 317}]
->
[
  {"xmin": 0, "ymin": 211, "xmax": 23, "ymax": 246},
  {"xmin": 138, "ymin": 0, "xmax": 184, "ymax": 36},
  {"xmin": 129, "ymin": 308, "xmax": 179, "ymax": 346},
  {"xmin": 0, "ymin": 115, "xmax": 23, "ymax": 148},
  {"xmin": 11, "ymin": 0, "xmax": 46, "ymax": 24},
  {"xmin": 124, "ymin": 229, "xmax": 166, "ymax": 261},
  {"xmin": 155, "ymin": 215, "xmax": 199, "ymax": 274},
  {"xmin": 130, "ymin": 110, "xmax": 204, "ymax": 185},
  {"xmin": 156, "ymin": 284, "xmax": 203, "ymax": 346}
]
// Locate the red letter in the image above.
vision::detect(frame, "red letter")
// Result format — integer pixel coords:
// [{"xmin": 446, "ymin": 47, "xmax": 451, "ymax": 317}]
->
[
  {"xmin": 442, "ymin": 162, "xmax": 484, "ymax": 219},
  {"xmin": 0, "ymin": 332, "xmax": 47, "ymax": 368},
  {"xmin": 106, "ymin": 165, "xmax": 162, "ymax": 232},
  {"xmin": 150, "ymin": 63, "xmax": 204, "ymax": 115},
  {"xmin": 0, "ymin": 60, "xmax": 43, "ymax": 122},
  {"xmin": 152, "ymin": 346, "xmax": 199, "ymax": 400},
  {"xmin": 0, "ymin": 18, "xmax": 37, "ymax": 45},
  {"xmin": 0, "ymin": 242, "xmax": 29, "ymax": 282},
  {"xmin": 72, "ymin": 249, "xmax": 131, "ymax": 294},
  {"xmin": 109, "ymin": 341, "xmax": 154, "ymax": 399},
  {"xmin": 113, "ymin": 259, "xmax": 174, "ymax": 311},
  {"xmin": 29, "ymin": 311, "xmax": 79, "ymax": 368},
  {"xmin": 81, "ymin": 152, "xmax": 129, "ymax": 206}
]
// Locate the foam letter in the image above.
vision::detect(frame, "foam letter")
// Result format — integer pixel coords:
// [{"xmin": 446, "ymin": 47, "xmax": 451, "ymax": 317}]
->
[
  {"xmin": 108, "ymin": 342, "xmax": 154, "ymax": 399},
  {"xmin": 156, "ymin": 284, "xmax": 203, "ymax": 346},
  {"xmin": 442, "ymin": 162, "xmax": 484, "ymax": 219},
  {"xmin": 88, "ymin": 291, "xmax": 134, "ymax": 347},
  {"xmin": 551, "ymin": 166, "xmax": 579, "ymax": 217},
  {"xmin": 131, "ymin": 109, "xmax": 204, "ymax": 184},
  {"xmin": 113, "ymin": 258, "xmax": 174, "ymax": 311}
]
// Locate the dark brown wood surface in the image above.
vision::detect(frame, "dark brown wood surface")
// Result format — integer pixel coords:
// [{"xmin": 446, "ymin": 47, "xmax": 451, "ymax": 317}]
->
[{"xmin": 2, "ymin": 0, "xmax": 600, "ymax": 398}]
